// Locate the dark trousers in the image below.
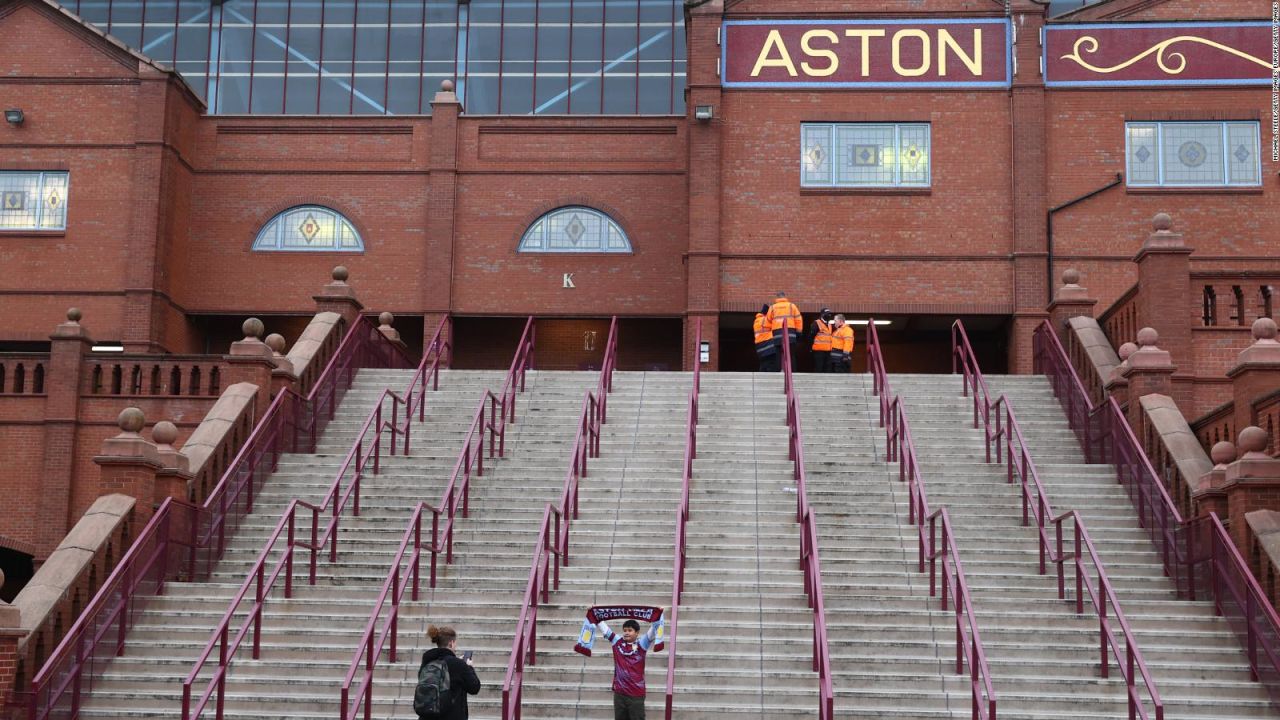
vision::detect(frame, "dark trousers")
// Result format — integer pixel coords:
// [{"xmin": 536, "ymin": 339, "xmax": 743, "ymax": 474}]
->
[
  {"xmin": 757, "ymin": 351, "xmax": 779, "ymax": 372},
  {"xmin": 614, "ymin": 692, "xmax": 645, "ymax": 720},
  {"xmin": 812, "ymin": 352, "xmax": 829, "ymax": 373},
  {"xmin": 830, "ymin": 355, "xmax": 850, "ymax": 373}
]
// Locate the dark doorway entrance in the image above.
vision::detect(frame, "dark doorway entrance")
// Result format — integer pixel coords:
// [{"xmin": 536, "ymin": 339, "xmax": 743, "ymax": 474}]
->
[
  {"xmin": 717, "ymin": 313, "xmax": 1010, "ymax": 374},
  {"xmin": 451, "ymin": 317, "xmax": 683, "ymax": 371}
]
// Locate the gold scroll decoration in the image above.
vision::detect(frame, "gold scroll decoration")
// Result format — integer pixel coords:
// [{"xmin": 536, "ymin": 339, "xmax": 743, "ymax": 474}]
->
[{"xmin": 1061, "ymin": 35, "xmax": 1272, "ymax": 75}]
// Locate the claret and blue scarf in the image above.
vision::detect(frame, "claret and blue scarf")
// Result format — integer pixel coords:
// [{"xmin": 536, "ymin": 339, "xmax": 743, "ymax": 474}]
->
[{"xmin": 573, "ymin": 605, "xmax": 665, "ymax": 656}]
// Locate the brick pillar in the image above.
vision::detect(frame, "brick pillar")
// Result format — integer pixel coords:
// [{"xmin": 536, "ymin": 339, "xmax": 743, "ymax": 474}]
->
[
  {"xmin": 1222, "ymin": 427, "xmax": 1280, "ymax": 556},
  {"xmin": 1046, "ymin": 269, "xmax": 1098, "ymax": 343},
  {"xmin": 93, "ymin": 408, "xmax": 163, "ymax": 523},
  {"xmin": 1104, "ymin": 341, "xmax": 1136, "ymax": 408},
  {"xmin": 1192, "ymin": 440, "xmax": 1236, "ymax": 519},
  {"xmin": 121, "ymin": 72, "xmax": 169, "ymax": 353},
  {"xmin": 1008, "ymin": 0, "xmax": 1050, "ymax": 374},
  {"xmin": 0, "ymin": 586, "xmax": 24, "ymax": 707},
  {"xmin": 1133, "ymin": 213, "xmax": 1194, "ymax": 409},
  {"xmin": 684, "ymin": 0, "xmax": 723, "ymax": 370},
  {"xmin": 425, "ymin": 82, "xmax": 460, "ymax": 350},
  {"xmin": 264, "ymin": 333, "xmax": 298, "ymax": 398},
  {"xmin": 1119, "ymin": 328, "xmax": 1175, "ymax": 435},
  {"xmin": 313, "ymin": 266, "xmax": 365, "ymax": 329},
  {"xmin": 151, "ymin": 421, "xmax": 193, "ymax": 504},
  {"xmin": 36, "ymin": 309, "xmax": 93, "ymax": 558},
  {"xmin": 223, "ymin": 318, "xmax": 276, "ymax": 413},
  {"xmin": 1227, "ymin": 319, "xmax": 1280, "ymax": 441}
]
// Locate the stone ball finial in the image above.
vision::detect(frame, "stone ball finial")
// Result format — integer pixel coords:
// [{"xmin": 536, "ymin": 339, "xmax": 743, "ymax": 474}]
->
[
  {"xmin": 1118, "ymin": 342, "xmax": 1138, "ymax": 361},
  {"xmin": 1253, "ymin": 317, "xmax": 1278, "ymax": 342},
  {"xmin": 332, "ymin": 266, "xmax": 349, "ymax": 283},
  {"xmin": 118, "ymin": 407, "xmax": 145, "ymax": 434},
  {"xmin": 152, "ymin": 421, "xmax": 178, "ymax": 447},
  {"xmin": 379, "ymin": 312, "xmax": 395, "ymax": 327},
  {"xmin": 242, "ymin": 317, "xmax": 265, "ymax": 339},
  {"xmin": 1062, "ymin": 269, "xmax": 1080, "ymax": 286},
  {"xmin": 441, "ymin": 79, "xmax": 455, "ymax": 92},
  {"xmin": 1239, "ymin": 426, "xmax": 1269, "ymax": 455},
  {"xmin": 66, "ymin": 307, "xmax": 82, "ymax": 323},
  {"xmin": 1211, "ymin": 441, "xmax": 1237, "ymax": 466},
  {"xmin": 265, "ymin": 333, "xmax": 286, "ymax": 354},
  {"xmin": 1136, "ymin": 327, "xmax": 1159, "ymax": 348},
  {"xmin": 1152, "ymin": 213, "xmax": 1173, "ymax": 232}
]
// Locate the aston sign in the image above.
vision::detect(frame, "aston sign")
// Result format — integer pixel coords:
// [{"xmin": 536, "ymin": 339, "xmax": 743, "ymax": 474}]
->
[{"xmin": 722, "ymin": 19, "xmax": 1013, "ymax": 88}]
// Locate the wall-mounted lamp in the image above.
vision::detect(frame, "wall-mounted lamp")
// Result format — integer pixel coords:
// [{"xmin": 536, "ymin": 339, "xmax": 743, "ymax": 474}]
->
[
  {"xmin": 4, "ymin": 109, "xmax": 24, "ymax": 125},
  {"xmin": 694, "ymin": 105, "xmax": 714, "ymax": 122}
]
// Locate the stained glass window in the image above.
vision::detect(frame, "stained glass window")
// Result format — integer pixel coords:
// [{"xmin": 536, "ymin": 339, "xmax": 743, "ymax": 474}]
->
[
  {"xmin": 1126, "ymin": 121, "xmax": 1260, "ymax": 188},
  {"xmin": 252, "ymin": 205, "xmax": 363, "ymax": 252},
  {"xmin": 0, "ymin": 172, "xmax": 69, "ymax": 230},
  {"xmin": 801, "ymin": 124, "xmax": 931, "ymax": 188},
  {"xmin": 518, "ymin": 207, "xmax": 631, "ymax": 253}
]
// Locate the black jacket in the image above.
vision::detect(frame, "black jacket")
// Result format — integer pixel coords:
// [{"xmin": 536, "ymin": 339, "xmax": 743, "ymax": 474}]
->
[{"xmin": 418, "ymin": 648, "xmax": 481, "ymax": 720}]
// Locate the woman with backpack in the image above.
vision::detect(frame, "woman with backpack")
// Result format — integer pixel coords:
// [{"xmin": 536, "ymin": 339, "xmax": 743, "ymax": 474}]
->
[{"xmin": 414, "ymin": 625, "xmax": 481, "ymax": 720}]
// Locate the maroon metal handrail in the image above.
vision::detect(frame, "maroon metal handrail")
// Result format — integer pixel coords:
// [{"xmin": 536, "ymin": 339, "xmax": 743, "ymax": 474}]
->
[
  {"xmin": 501, "ymin": 317, "xmax": 617, "ymax": 720},
  {"xmin": 338, "ymin": 319, "xmax": 536, "ymax": 720},
  {"xmin": 27, "ymin": 315, "xmax": 416, "ymax": 720},
  {"xmin": 779, "ymin": 335, "xmax": 835, "ymax": 720},
  {"xmin": 926, "ymin": 508, "xmax": 998, "ymax": 720},
  {"xmin": 1034, "ymin": 320, "xmax": 1280, "ymax": 711},
  {"xmin": 956, "ymin": 320, "xmax": 1160, "ymax": 719},
  {"xmin": 339, "ymin": 502, "xmax": 432, "ymax": 720},
  {"xmin": 501, "ymin": 391, "xmax": 601, "ymax": 720},
  {"xmin": 23, "ymin": 498, "xmax": 198, "ymax": 720},
  {"xmin": 869, "ymin": 320, "xmax": 997, "ymax": 720},
  {"xmin": 952, "ymin": 321, "xmax": 998, "ymax": 460},
  {"xmin": 664, "ymin": 319, "xmax": 701, "ymax": 720}
]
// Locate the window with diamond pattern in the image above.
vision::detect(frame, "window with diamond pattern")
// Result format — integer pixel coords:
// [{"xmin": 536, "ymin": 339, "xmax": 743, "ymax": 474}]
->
[
  {"xmin": 800, "ymin": 123, "xmax": 931, "ymax": 188},
  {"xmin": 518, "ymin": 207, "xmax": 632, "ymax": 253},
  {"xmin": 0, "ymin": 172, "xmax": 69, "ymax": 231},
  {"xmin": 1125, "ymin": 121, "xmax": 1260, "ymax": 188},
  {"xmin": 252, "ymin": 206, "xmax": 364, "ymax": 252}
]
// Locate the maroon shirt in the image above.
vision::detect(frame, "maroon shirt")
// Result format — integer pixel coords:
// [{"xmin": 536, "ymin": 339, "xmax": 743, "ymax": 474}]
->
[{"xmin": 602, "ymin": 624, "xmax": 655, "ymax": 697}]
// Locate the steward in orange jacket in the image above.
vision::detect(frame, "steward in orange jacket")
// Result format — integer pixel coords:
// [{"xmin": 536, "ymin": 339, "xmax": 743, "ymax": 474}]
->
[
  {"xmin": 829, "ymin": 315, "xmax": 855, "ymax": 373},
  {"xmin": 753, "ymin": 304, "xmax": 778, "ymax": 372},
  {"xmin": 765, "ymin": 292, "xmax": 802, "ymax": 365},
  {"xmin": 810, "ymin": 308, "xmax": 834, "ymax": 373}
]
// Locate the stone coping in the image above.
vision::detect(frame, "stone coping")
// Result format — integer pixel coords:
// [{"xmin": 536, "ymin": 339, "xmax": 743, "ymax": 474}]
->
[
  {"xmin": 12, "ymin": 494, "xmax": 136, "ymax": 642},
  {"xmin": 1139, "ymin": 394, "xmax": 1212, "ymax": 497}
]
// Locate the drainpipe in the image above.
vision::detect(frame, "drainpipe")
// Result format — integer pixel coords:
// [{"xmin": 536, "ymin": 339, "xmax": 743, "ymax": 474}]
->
[{"xmin": 1046, "ymin": 172, "xmax": 1124, "ymax": 305}]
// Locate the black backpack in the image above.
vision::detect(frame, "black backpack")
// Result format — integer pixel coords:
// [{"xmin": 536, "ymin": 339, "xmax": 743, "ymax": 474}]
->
[{"xmin": 413, "ymin": 657, "xmax": 454, "ymax": 718}]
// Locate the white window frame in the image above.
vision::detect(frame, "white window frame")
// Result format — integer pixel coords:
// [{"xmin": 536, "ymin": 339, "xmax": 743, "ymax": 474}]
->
[
  {"xmin": 1124, "ymin": 121, "xmax": 1261, "ymax": 188},
  {"xmin": 800, "ymin": 123, "xmax": 932, "ymax": 189},
  {"xmin": 0, "ymin": 171, "xmax": 70, "ymax": 231}
]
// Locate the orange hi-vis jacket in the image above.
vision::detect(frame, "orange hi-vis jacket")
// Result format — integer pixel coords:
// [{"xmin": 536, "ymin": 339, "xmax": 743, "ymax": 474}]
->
[
  {"xmin": 766, "ymin": 298, "xmax": 802, "ymax": 336},
  {"xmin": 831, "ymin": 325, "xmax": 855, "ymax": 355},
  {"xmin": 753, "ymin": 314, "xmax": 772, "ymax": 346},
  {"xmin": 811, "ymin": 319, "xmax": 834, "ymax": 352}
]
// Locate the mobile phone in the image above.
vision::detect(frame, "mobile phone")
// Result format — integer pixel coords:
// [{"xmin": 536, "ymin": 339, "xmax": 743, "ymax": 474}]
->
[{"xmin": 462, "ymin": 650, "xmax": 474, "ymax": 661}]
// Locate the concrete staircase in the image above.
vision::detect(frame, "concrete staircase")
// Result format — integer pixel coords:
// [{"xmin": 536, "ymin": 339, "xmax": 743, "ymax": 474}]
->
[
  {"xmin": 66, "ymin": 366, "xmax": 1280, "ymax": 720},
  {"xmin": 884, "ymin": 373, "xmax": 1275, "ymax": 720},
  {"xmin": 75, "ymin": 368, "xmax": 599, "ymax": 720}
]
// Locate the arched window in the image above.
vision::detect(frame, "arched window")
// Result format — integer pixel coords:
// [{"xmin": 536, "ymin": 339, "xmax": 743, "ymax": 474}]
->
[
  {"xmin": 252, "ymin": 206, "xmax": 363, "ymax": 252},
  {"xmin": 518, "ymin": 207, "xmax": 631, "ymax": 253}
]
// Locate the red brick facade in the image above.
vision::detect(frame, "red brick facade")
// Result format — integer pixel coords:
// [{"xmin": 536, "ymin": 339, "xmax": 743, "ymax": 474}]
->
[{"xmin": 0, "ymin": 0, "xmax": 1276, "ymax": 554}]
